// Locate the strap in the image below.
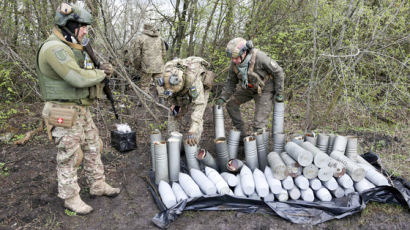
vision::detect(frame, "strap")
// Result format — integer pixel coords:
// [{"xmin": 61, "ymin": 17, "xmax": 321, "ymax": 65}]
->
[
  {"xmin": 248, "ymin": 49, "xmax": 258, "ymax": 73},
  {"xmin": 53, "ymin": 27, "xmax": 83, "ymax": 51},
  {"xmin": 247, "ymin": 49, "xmax": 266, "ymax": 90}
]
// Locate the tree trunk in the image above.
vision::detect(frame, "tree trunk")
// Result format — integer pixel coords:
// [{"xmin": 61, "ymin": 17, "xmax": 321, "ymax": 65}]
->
[
  {"xmin": 221, "ymin": 0, "xmax": 234, "ymax": 45},
  {"xmin": 187, "ymin": 0, "xmax": 198, "ymax": 56},
  {"xmin": 175, "ymin": 1, "xmax": 189, "ymax": 57},
  {"xmin": 210, "ymin": 1, "xmax": 225, "ymax": 56},
  {"xmin": 199, "ymin": 0, "xmax": 219, "ymax": 56},
  {"xmin": 11, "ymin": 1, "xmax": 19, "ymax": 51}
]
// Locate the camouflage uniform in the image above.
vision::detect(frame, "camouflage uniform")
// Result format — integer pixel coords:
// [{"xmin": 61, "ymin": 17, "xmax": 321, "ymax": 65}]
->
[
  {"xmin": 44, "ymin": 103, "xmax": 105, "ymax": 199},
  {"xmin": 133, "ymin": 24, "xmax": 166, "ymax": 96},
  {"xmin": 36, "ymin": 27, "xmax": 109, "ymax": 200},
  {"xmin": 220, "ymin": 48, "xmax": 285, "ymax": 133},
  {"xmin": 162, "ymin": 57, "xmax": 214, "ymax": 143}
]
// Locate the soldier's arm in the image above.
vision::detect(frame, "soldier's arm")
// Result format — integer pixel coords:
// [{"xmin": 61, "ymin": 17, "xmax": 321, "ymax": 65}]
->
[
  {"xmin": 161, "ymin": 39, "xmax": 166, "ymax": 61},
  {"xmin": 219, "ymin": 65, "xmax": 238, "ymax": 101},
  {"xmin": 260, "ymin": 53, "xmax": 285, "ymax": 95},
  {"xmin": 188, "ymin": 79, "xmax": 208, "ymax": 134},
  {"xmin": 44, "ymin": 44, "xmax": 105, "ymax": 88}
]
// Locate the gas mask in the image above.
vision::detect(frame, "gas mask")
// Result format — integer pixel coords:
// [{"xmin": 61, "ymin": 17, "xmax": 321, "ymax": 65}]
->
[{"xmin": 157, "ymin": 69, "xmax": 184, "ymax": 97}]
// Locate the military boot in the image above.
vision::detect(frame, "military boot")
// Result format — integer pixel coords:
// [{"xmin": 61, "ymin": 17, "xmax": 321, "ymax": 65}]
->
[
  {"xmin": 64, "ymin": 195, "xmax": 93, "ymax": 214},
  {"xmin": 90, "ymin": 180, "xmax": 120, "ymax": 197}
]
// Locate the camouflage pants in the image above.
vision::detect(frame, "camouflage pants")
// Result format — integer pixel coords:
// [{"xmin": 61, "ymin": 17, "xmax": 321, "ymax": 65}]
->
[
  {"xmin": 226, "ymin": 80, "xmax": 274, "ymax": 133},
  {"xmin": 138, "ymin": 72, "xmax": 164, "ymax": 99},
  {"xmin": 47, "ymin": 104, "xmax": 105, "ymax": 199}
]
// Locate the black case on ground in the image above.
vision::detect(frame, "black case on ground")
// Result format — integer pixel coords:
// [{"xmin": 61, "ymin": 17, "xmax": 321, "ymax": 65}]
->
[{"xmin": 111, "ymin": 130, "xmax": 136, "ymax": 152}]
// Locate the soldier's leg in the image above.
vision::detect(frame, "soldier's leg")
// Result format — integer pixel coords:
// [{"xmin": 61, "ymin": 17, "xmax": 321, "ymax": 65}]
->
[
  {"xmin": 138, "ymin": 72, "xmax": 153, "ymax": 95},
  {"xmin": 53, "ymin": 107, "xmax": 93, "ymax": 214},
  {"xmin": 152, "ymin": 73, "xmax": 165, "ymax": 104},
  {"xmin": 55, "ymin": 128, "xmax": 82, "ymax": 200},
  {"xmin": 82, "ymin": 108, "xmax": 120, "ymax": 196},
  {"xmin": 226, "ymin": 89, "xmax": 253, "ymax": 134},
  {"xmin": 253, "ymin": 83, "xmax": 274, "ymax": 131}
]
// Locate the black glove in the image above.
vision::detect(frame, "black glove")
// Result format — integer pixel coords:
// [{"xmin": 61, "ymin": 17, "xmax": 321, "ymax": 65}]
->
[{"xmin": 185, "ymin": 132, "xmax": 198, "ymax": 146}]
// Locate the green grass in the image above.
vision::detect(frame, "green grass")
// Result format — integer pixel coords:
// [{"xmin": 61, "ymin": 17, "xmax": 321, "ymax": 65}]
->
[{"xmin": 64, "ymin": 209, "xmax": 77, "ymax": 216}]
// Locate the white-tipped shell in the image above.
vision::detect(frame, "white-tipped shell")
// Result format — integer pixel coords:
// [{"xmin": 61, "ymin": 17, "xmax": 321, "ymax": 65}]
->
[{"xmin": 159, "ymin": 181, "xmax": 177, "ymax": 209}]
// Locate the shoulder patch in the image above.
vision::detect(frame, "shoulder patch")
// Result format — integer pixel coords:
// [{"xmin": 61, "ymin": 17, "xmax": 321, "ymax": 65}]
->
[
  {"xmin": 189, "ymin": 86, "xmax": 199, "ymax": 99},
  {"xmin": 54, "ymin": 48, "xmax": 68, "ymax": 62}
]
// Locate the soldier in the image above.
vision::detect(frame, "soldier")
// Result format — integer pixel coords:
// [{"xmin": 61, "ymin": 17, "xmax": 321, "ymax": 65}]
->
[
  {"xmin": 36, "ymin": 3, "xmax": 120, "ymax": 214},
  {"xmin": 157, "ymin": 57, "xmax": 215, "ymax": 145},
  {"xmin": 133, "ymin": 23, "xmax": 167, "ymax": 102},
  {"xmin": 216, "ymin": 37, "xmax": 285, "ymax": 138}
]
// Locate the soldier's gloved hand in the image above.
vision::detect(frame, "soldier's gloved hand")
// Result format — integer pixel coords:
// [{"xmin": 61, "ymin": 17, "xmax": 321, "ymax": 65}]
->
[
  {"xmin": 215, "ymin": 98, "xmax": 225, "ymax": 106},
  {"xmin": 275, "ymin": 93, "xmax": 284, "ymax": 102},
  {"xmin": 100, "ymin": 63, "xmax": 114, "ymax": 78},
  {"xmin": 185, "ymin": 132, "xmax": 197, "ymax": 146}
]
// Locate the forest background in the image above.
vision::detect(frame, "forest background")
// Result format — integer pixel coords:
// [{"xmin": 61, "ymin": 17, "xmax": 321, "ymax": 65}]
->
[{"xmin": 1, "ymin": 0, "xmax": 407, "ymax": 175}]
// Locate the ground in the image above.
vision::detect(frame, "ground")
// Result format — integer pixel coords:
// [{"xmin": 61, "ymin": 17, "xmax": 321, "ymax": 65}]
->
[{"xmin": 0, "ymin": 97, "xmax": 408, "ymax": 230}]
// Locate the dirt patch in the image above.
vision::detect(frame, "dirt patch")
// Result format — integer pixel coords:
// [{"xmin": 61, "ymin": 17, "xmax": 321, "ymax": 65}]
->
[{"xmin": 0, "ymin": 102, "xmax": 409, "ymax": 230}]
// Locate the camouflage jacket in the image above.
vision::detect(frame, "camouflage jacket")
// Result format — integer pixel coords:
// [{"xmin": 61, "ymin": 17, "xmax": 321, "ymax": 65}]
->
[
  {"xmin": 133, "ymin": 29, "xmax": 166, "ymax": 74},
  {"xmin": 36, "ymin": 27, "xmax": 105, "ymax": 105},
  {"xmin": 166, "ymin": 57, "xmax": 211, "ymax": 135},
  {"xmin": 220, "ymin": 49, "xmax": 284, "ymax": 101}
]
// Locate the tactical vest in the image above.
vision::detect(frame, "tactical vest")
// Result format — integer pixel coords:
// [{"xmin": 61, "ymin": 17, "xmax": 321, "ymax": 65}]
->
[
  {"xmin": 36, "ymin": 29, "xmax": 97, "ymax": 104},
  {"xmin": 232, "ymin": 49, "xmax": 269, "ymax": 94}
]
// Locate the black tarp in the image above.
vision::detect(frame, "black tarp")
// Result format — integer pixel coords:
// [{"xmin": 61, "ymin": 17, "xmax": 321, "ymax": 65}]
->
[{"xmin": 147, "ymin": 152, "xmax": 410, "ymax": 229}]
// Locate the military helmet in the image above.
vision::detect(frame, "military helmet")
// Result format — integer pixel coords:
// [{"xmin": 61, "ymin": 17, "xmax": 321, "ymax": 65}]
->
[
  {"xmin": 55, "ymin": 3, "xmax": 93, "ymax": 27},
  {"xmin": 226, "ymin": 37, "xmax": 253, "ymax": 58},
  {"xmin": 157, "ymin": 67, "xmax": 184, "ymax": 96}
]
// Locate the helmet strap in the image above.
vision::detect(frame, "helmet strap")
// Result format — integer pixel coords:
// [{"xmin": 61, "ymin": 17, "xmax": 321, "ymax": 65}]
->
[
  {"xmin": 240, "ymin": 50, "xmax": 247, "ymax": 63},
  {"xmin": 62, "ymin": 24, "xmax": 81, "ymax": 43}
]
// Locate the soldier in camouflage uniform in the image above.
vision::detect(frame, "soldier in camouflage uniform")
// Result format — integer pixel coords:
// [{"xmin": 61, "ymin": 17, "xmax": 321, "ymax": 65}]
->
[
  {"xmin": 36, "ymin": 3, "xmax": 120, "ymax": 214},
  {"xmin": 133, "ymin": 23, "xmax": 167, "ymax": 101},
  {"xmin": 157, "ymin": 57, "xmax": 215, "ymax": 145},
  {"xmin": 216, "ymin": 37, "xmax": 285, "ymax": 137}
]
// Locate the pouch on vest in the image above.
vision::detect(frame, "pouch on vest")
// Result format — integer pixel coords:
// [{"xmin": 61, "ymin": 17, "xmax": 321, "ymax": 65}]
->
[
  {"xmin": 89, "ymin": 83, "xmax": 105, "ymax": 99},
  {"xmin": 202, "ymin": 70, "xmax": 215, "ymax": 90},
  {"xmin": 48, "ymin": 107, "xmax": 77, "ymax": 128}
]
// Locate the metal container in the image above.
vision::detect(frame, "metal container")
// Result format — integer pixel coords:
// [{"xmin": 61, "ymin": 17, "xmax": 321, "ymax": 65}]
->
[
  {"xmin": 167, "ymin": 137, "xmax": 181, "ymax": 182},
  {"xmin": 285, "ymin": 142, "xmax": 313, "ymax": 167},
  {"xmin": 154, "ymin": 141, "xmax": 168, "ymax": 184},
  {"xmin": 183, "ymin": 143, "xmax": 200, "ymax": 170},
  {"xmin": 255, "ymin": 131, "xmax": 267, "ymax": 170},
  {"xmin": 196, "ymin": 149, "xmax": 218, "ymax": 170},
  {"xmin": 228, "ymin": 128, "xmax": 241, "ymax": 160},
  {"xmin": 244, "ymin": 136, "xmax": 259, "ymax": 170},
  {"xmin": 150, "ymin": 129, "xmax": 162, "ymax": 171},
  {"xmin": 214, "ymin": 105, "xmax": 225, "ymax": 139},
  {"xmin": 215, "ymin": 137, "xmax": 230, "ymax": 172},
  {"xmin": 272, "ymin": 102, "xmax": 285, "ymax": 134},
  {"xmin": 316, "ymin": 133, "xmax": 329, "ymax": 153},
  {"xmin": 272, "ymin": 133, "xmax": 286, "ymax": 154}
]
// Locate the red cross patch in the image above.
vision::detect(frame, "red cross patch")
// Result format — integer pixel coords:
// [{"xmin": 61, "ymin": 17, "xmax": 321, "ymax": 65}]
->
[{"xmin": 57, "ymin": 117, "xmax": 63, "ymax": 124}]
